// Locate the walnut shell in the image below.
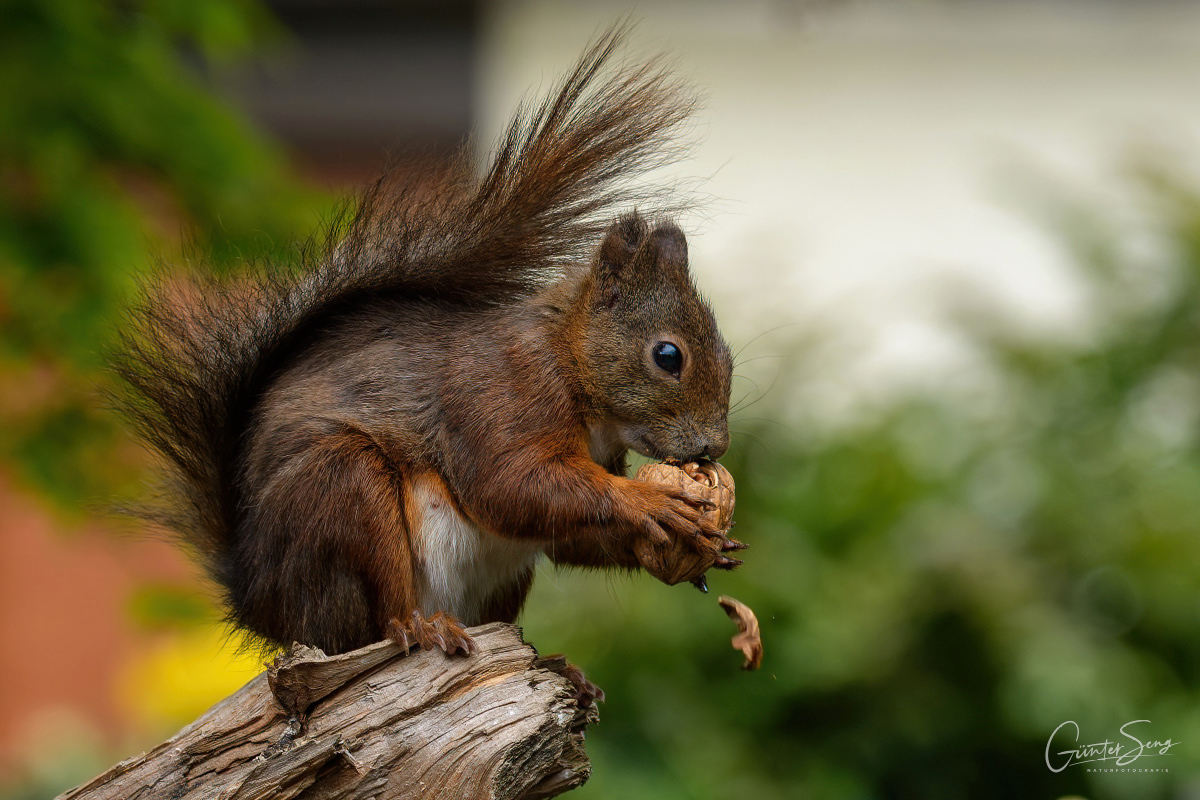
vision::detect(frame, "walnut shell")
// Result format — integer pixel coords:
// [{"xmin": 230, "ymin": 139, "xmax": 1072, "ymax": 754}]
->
[
  {"xmin": 634, "ymin": 459, "xmax": 736, "ymax": 533},
  {"xmin": 629, "ymin": 459, "xmax": 738, "ymax": 586},
  {"xmin": 718, "ymin": 595, "xmax": 763, "ymax": 670}
]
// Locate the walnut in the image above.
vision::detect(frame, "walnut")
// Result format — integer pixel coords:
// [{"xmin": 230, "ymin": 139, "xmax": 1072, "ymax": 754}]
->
[
  {"xmin": 634, "ymin": 459, "xmax": 736, "ymax": 533},
  {"xmin": 631, "ymin": 459, "xmax": 739, "ymax": 587}
]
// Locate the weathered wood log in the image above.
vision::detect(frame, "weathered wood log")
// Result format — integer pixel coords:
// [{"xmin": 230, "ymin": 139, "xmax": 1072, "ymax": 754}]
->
[{"xmin": 59, "ymin": 623, "xmax": 596, "ymax": 800}]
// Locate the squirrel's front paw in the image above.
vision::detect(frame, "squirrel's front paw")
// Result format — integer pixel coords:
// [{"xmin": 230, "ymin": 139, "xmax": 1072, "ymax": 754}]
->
[
  {"xmin": 633, "ymin": 528, "xmax": 723, "ymax": 585},
  {"xmin": 387, "ymin": 610, "xmax": 477, "ymax": 656},
  {"xmin": 628, "ymin": 466, "xmax": 744, "ymax": 586},
  {"xmin": 632, "ymin": 525, "xmax": 745, "ymax": 586}
]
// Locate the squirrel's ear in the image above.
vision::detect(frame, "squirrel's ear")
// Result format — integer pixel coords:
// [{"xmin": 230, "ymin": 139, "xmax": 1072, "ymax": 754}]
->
[
  {"xmin": 595, "ymin": 213, "xmax": 649, "ymax": 306},
  {"xmin": 645, "ymin": 223, "xmax": 689, "ymax": 280}
]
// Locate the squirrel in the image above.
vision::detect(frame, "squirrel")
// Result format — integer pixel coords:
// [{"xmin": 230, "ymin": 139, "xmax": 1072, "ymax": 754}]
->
[{"xmin": 114, "ymin": 28, "xmax": 743, "ymax": 666}]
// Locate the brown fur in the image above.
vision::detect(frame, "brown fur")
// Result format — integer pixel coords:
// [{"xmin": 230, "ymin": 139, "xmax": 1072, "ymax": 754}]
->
[{"xmin": 114, "ymin": 27, "xmax": 735, "ymax": 656}]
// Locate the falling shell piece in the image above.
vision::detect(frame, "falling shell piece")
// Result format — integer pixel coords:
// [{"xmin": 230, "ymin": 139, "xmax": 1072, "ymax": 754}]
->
[{"xmin": 718, "ymin": 595, "xmax": 763, "ymax": 670}]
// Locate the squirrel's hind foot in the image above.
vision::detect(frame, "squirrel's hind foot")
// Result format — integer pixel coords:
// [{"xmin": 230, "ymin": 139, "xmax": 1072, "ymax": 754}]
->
[
  {"xmin": 556, "ymin": 659, "xmax": 605, "ymax": 709},
  {"xmin": 387, "ymin": 610, "xmax": 477, "ymax": 657}
]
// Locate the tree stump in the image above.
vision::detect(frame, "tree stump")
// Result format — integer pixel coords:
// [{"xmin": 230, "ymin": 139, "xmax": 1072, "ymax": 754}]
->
[{"xmin": 59, "ymin": 623, "xmax": 595, "ymax": 799}]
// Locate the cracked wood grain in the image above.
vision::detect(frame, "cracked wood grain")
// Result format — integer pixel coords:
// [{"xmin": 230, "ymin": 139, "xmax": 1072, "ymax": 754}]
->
[{"xmin": 58, "ymin": 623, "xmax": 595, "ymax": 800}]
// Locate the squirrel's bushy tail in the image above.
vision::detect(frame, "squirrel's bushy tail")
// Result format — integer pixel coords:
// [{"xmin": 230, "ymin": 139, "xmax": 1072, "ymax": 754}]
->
[{"xmin": 113, "ymin": 26, "xmax": 696, "ymax": 572}]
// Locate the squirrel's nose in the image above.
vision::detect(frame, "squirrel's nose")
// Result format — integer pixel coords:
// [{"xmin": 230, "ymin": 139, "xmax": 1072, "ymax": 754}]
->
[
  {"xmin": 676, "ymin": 423, "xmax": 729, "ymax": 463},
  {"xmin": 695, "ymin": 431, "xmax": 729, "ymax": 462}
]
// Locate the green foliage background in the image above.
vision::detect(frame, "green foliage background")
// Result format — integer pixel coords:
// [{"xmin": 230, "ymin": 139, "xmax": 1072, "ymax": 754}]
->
[
  {"xmin": 4, "ymin": 2, "xmax": 1200, "ymax": 799},
  {"xmin": 0, "ymin": 0, "xmax": 316, "ymax": 507}
]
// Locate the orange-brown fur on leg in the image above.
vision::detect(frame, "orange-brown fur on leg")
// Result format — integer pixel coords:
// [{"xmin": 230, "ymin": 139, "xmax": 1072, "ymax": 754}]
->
[
  {"xmin": 401, "ymin": 470, "xmax": 543, "ymax": 630},
  {"xmin": 230, "ymin": 429, "xmax": 472, "ymax": 656}
]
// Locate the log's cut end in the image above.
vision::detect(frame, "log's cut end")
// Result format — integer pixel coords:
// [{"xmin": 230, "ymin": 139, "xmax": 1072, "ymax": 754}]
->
[{"xmin": 59, "ymin": 623, "xmax": 597, "ymax": 800}]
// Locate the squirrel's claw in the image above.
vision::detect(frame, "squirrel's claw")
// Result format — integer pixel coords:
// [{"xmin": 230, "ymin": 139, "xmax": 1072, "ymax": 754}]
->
[
  {"xmin": 386, "ymin": 619, "xmax": 415, "ymax": 653},
  {"xmin": 389, "ymin": 610, "xmax": 476, "ymax": 657},
  {"xmin": 456, "ymin": 632, "xmax": 480, "ymax": 656}
]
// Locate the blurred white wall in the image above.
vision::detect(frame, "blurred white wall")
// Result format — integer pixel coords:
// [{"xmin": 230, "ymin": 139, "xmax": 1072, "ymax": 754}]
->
[{"xmin": 477, "ymin": 0, "xmax": 1200, "ymax": 420}]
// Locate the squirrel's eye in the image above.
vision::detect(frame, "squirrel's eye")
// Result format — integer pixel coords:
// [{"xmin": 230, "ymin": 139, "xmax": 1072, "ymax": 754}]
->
[{"xmin": 652, "ymin": 341, "xmax": 682, "ymax": 376}]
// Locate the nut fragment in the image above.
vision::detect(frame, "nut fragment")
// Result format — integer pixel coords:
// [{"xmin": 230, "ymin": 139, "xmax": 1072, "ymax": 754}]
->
[{"xmin": 717, "ymin": 595, "xmax": 763, "ymax": 670}]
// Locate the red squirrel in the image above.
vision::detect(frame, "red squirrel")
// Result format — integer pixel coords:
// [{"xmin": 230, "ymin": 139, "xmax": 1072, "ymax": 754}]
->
[{"xmin": 114, "ymin": 29, "xmax": 742, "ymax": 663}]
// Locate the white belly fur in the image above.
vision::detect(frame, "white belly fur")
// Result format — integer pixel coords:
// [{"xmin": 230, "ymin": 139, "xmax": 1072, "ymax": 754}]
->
[{"xmin": 409, "ymin": 475, "xmax": 543, "ymax": 625}]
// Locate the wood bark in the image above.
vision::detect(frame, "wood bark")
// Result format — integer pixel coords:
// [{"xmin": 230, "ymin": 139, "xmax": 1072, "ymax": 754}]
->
[{"xmin": 59, "ymin": 623, "xmax": 595, "ymax": 800}]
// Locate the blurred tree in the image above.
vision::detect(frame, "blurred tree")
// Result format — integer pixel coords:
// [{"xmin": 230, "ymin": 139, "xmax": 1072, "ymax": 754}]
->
[{"xmin": 0, "ymin": 0, "xmax": 317, "ymax": 507}]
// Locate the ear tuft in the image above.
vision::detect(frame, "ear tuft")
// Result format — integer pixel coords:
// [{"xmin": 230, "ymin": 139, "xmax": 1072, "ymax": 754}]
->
[{"xmin": 598, "ymin": 213, "xmax": 649, "ymax": 279}]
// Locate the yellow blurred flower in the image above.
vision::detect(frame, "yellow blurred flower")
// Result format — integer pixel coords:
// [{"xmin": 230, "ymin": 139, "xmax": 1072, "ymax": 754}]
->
[{"xmin": 115, "ymin": 623, "xmax": 273, "ymax": 731}]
